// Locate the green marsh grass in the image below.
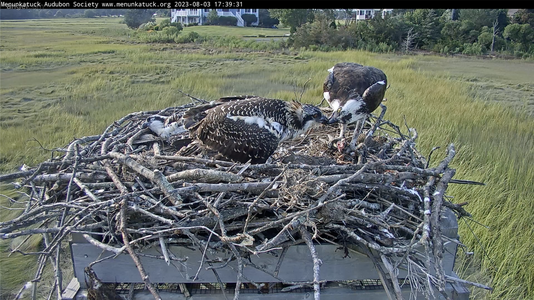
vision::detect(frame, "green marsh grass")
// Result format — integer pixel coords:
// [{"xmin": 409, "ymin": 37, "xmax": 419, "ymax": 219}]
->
[{"xmin": 1, "ymin": 19, "xmax": 533, "ymax": 299}]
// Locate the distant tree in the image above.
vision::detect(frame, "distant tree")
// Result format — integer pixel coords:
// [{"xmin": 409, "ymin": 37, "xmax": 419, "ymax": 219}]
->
[
  {"xmin": 404, "ymin": 9, "xmax": 442, "ymax": 50},
  {"xmin": 258, "ymin": 9, "xmax": 278, "ymax": 28},
  {"xmin": 156, "ymin": 9, "xmax": 171, "ymax": 17},
  {"xmin": 38, "ymin": 9, "xmax": 54, "ymax": 18},
  {"xmin": 269, "ymin": 9, "xmax": 315, "ymax": 33},
  {"xmin": 162, "ymin": 26, "xmax": 180, "ymax": 36},
  {"xmin": 124, "ymin": 9, "xmax": 155, "ymax": 29},
  {"xmin": 159, "ymin": 19, "xmax": 171, "ymax": 29},
  {"xmin": 503, "ymin": 23, "xmax": 534, "ymax": 52},
  {"xmin": 0, "ymin": 9, "xmax": 37, "ymax": 19},
  {"xmin": 478, "ymin": 26, "xmax": 505, "ymax": 52},
  {"xmin": 458, "ymin": 9, "xmax": 508, "ymax": 33},
  {"xmin": 171, "ymin": 22, "xmax": 183, "ymax": 31},
  {"xmin": 439, "ymin": 20, "xmax": 467, "ymax": 51},
  {"xmin": 54, "ymin": 10, "xmax": 65, "ymax": 17},
  {"xmin": 206, "ymin": 10, "xmax": 219, "ymax": 25},
  {"xmin": 512, "ymin": 9, "xmax": 534, "ymax": 27},
  {"xmin": 290, "ymin": 13, "xmax": 339, "ymax": 49},
  {"xmin": 402, "ymin": 27, "xmax": 418, "ymax": 52},
  {"xmin": 84, "ymin": 10, "xmax": 96, "ymax": 18},
  {"xmin": 242, "ymin": 14, "xmax": 257, "ymax": 27},
  {"xmin": 339, "ymin": 9, "xmax": 356, "ymax": 26}
]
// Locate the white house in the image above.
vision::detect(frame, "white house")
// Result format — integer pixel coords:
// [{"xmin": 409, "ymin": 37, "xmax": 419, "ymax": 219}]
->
[
  {"xmin": 353, "ymin": 9, "xmax": 393, "ymax": 21},
  {"xmin": 171, "ymin": 9, "xmax": 259, "ymax": 27}
]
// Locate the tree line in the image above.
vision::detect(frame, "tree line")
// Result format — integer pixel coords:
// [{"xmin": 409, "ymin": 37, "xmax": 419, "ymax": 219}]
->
[
  {"xmin": 271, "ymin": 9, "xmax": 534, "ymax": 58},
  {"xmin": 1, "ymin": 8, "xmax": 532, "ymax": 58}
]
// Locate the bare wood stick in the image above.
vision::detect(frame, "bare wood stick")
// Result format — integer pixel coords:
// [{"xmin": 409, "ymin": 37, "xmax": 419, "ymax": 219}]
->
[
  {"xmin": 327, "ymin": 224, "xmax": 411, "ymax": 254},
  {"xmin": 248, "ymin": 198, "xmax": 338, "ymax": 238},
  {"xmin": 255, "ymin": 216, "xmax": 303, "ymax": 252},
  {"xmin": 129, "ymin": 203, "xmax": 174, "ymax": 225},
  {"xmin": 119, "ymin": 199, "xmax": 161, "ymax": 299},
  {"xmin": 109, "ymin": 152, "xmax": 182, "ymax": 205},
  {"xmin": 243, "ymin": 167, "xmax": 286, "ymax": 232},
  {"xmin": 159, "ymin": 236, "xmax": 170, "ymax": 265},
  {"xmin": 317, "ymin": 162, "xmax": 371, "ymax": 205},
  {"xmin": 152, "ymin": 142, "xmax": 161, "ymax": 156},
  {"xmin": 198, "ymin": 193, "xmax": 245, "ymax": 300},
  {"xmin": 166, "ymin": 169, "xmax": 243, "ymax": 183},
  {"xmin": 62, "ymin": 136, "xmax": 100, "ymax": 162},
  {"xmin": 177, "ymin": 89, "xmax": 209, "ymax": 104},
  {"xmin": 193, "ymin": 225, "xmax": 217, "ymax": 281},
  {"xmin": 83, "ymin": 234, "xmax": 125, "ymax": 254},
  {"xmin": 431, "ymin": 167, "xmax": 456, "ymax": 294},
  {"xmin": 104, "ymin": 163, "xmax": 128, "ymax": 195},
  {"xmin": 444, "ymin": 274, "xmax": 492, "ymax": 291},
  {"xmin": 380, "ymin": 254, "xmax": 404, "ymax": 300},
  {"xmin": 316, "ymin": 171, "xmax": 424, "ymax": 184},
  {"xmin": 273, "ymin": 246, "xmax": 289, "ymax": 278},
  {"xmin": 299, "ymin": 226, "xmax": 322, "ymax": 300},
  {"xmin": 73, "ymin": 178, "xmax": 99, "ymax": 202},
  {"xmin": 182, "ymin": 229, "xmax": 229, "ymax": 300},
  {"xmin": 179, "ymin": 181, "xmax": 275, "ymax": 194},
  {"xmin": 30, "ymin": 172, "xmax": 108, "ymax": 184},
  {"xmin": 154, "ymin": 155, "xmax": 235, "ymax": 167}
]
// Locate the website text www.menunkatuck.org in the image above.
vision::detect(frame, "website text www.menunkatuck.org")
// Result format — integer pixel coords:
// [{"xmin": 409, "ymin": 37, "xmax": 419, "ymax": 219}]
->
[{"xmin": 101, "ymin": 1, "xmax": 173, "ymax": 8}]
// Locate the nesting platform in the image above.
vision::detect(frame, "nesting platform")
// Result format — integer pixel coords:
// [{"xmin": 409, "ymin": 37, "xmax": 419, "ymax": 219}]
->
[{"xmin": 0, "ymin": 100, "xmax": 485, "ymax": 300}]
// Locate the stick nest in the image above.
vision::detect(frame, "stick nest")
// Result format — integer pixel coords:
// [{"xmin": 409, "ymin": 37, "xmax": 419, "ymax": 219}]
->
[{"xmin": 0, "ymin": 100, "xmax": 484, "ymax": 299}]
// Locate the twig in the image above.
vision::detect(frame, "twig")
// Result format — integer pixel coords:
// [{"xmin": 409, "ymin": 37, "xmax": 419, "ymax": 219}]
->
[
  {"xmin": 177, "ymin": 89, "xmax": 209, "ymax": 104},
  {"xmin": 159, "ymin": 236, "xmax": 170, "ymax": 265},
  {"xmin": 109, "ymin": 152, "xmax": 183, "ymax": 205},
  {"xmin": 119, "ymin": 199, "xmax": 161, "ymax": 299},
  {"xmin": 299, "ymin": 226, "xmax": 322, "ymax": 300},
  {"xmin": 380, "ymin": 254, "xmax": 404, "ymax": 300},
  {"xmin": 243, "ymin": 166, "xmax": 286, "ymax": 232}
]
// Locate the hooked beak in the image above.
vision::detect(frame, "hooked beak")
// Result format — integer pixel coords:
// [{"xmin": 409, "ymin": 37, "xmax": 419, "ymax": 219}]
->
[{"xmin": 328, "ymin": 111, "xmax": 340, "ymax": 124}]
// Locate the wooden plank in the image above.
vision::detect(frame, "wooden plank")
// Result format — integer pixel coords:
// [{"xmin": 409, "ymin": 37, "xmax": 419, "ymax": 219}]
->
[
  {"xmin": 110, "ymin": 285, "xmax": 421, "ymax": 300},
  {"xmin": 449, "ymin": 271, "xmax": 471, "ymax": 300},
  {"xmin": 61, "ymin": 277, "xmax": 80, "ymax": 300},
  {"xmin": 71, "ymin": 244, "xmax": 380, "ymax": 287},
  {"xmin": 71, "ymin": 209, "xmax": 461, "ymax": 296}
]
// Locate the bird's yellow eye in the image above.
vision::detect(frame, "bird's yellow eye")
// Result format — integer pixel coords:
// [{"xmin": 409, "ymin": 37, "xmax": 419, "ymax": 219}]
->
[
  {"xmin": 313, "ymin": 113, "xmax": 320, "ymax": 118},
  {"xmin": 336, "ymin": 108, "xmax": 341, "ymax": 113}
]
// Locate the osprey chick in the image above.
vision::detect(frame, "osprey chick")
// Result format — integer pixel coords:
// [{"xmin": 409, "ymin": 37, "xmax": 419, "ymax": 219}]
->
[
  {"xmin": 141, "ymin": 114, "xmax": 184, "ymax": 139},
  {"xmin": 182, "ymin": 96, "xmax": 328, "ymax": 163}
]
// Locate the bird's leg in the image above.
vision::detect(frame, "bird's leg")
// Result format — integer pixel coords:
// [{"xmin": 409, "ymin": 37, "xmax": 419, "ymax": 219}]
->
[
  {"xmin": 335, "ymin": 123, "xmax": 348, "ymax": 152},
  {"xmin": 348, "ymin": 116, "xmax": 367, "ymax": 151},
  {"xmin": 328, "ymin": 123, "xmax": 347, "ymax": 152},
  {"xmin": 339, "ymin": 123, "xmax": 346, "ymax": 139},
  {"xmin": 318, "ymin": 97, "xmax": 326, "ymax": 107}
]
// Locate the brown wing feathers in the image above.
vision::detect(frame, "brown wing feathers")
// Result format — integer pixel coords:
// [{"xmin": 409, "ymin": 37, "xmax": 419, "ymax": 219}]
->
[
  {"xmin": 325, "ymin": 62, "xmax": 387, "ymax": 113},
  {"xmin": 183, "ymin": 97, "xmax": 297, "ymax": 163}
]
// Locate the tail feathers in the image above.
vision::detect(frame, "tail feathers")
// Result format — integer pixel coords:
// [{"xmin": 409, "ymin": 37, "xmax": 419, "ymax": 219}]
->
[
  {"xmin": 182, "ymin": 103, "xmax": 221, "ymax": 129},
  {"xmin": 177, "ymin": 140, "xmax": 203, "ymax": 157},
  {"xmin": 217, "ymin": 95, "xmax": 258, "ymax": 102},
  {"xmin": 169, "ymin": 138, "xmax": 193, "ymax": 151}
]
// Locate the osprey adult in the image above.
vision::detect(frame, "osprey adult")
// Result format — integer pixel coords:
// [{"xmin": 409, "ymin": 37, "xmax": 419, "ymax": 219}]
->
[
  {"xmin": 181, "ymin": 96, "xmax": 328, "ymax": 163},
  {"xmin": 323, "ymin": 62, "xmax": 387, "ymax": 150}
]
